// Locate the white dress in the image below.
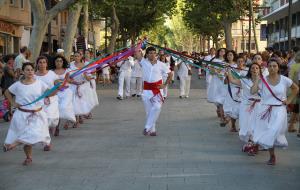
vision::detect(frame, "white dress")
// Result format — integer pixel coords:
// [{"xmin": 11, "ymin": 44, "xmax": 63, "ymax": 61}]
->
[
  {"xmin": 56, "ymin": 71, "xmax": 76, "ymax": 122},
  {"xmin": 207, "ymin": 58, "xmax": 226, "ymax": 105},
  {"xmin": 223, "ymin": 66, "xmax": 248, "ymax": 119},
  {"xmin": 69, "ymin": 63, "xmax": 94, "ymax": 115},
  {"xmin": 36, "ymin": 71, "xmax": 60, "ymax": 128},
  {"xmin": 5, "ymin": 80, "xmax": 51, "ymax": 145},
  {"xmin": 253, "ymin": 75, "xmax": 293, "ymax": 148},
  {"xmin": 238, "ymin": 78, "xmax": 261, "ymax": 142}
]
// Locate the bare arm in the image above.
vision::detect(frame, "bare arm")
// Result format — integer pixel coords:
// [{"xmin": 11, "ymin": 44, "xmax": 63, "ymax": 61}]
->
[
  {"xmin": 4, "ymin": 90, "xmax": 19, "ymax": 108},
  {"xmin": 250, "ymin": 76, "xmax": 260, "ymax": 95},
  {"xmin": 285, "ymin": 83, "xmax": 299, "ymax": 105},
  {"xmin": 226, "ymin": 69, "xmax": 241, "ymax": 86}
]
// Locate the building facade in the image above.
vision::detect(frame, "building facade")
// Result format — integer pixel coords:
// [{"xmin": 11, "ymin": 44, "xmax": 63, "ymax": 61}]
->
[
  {"xmin": 0, "ymin": 0, "xmax": 31, "ymax": 55},
  {"xmin": 231, "ymin": 19, "xmax": 268, "ymax": 53},
  {"xmin": 262, "ymin": 0, "xmax": 300, "ymax": 50}
]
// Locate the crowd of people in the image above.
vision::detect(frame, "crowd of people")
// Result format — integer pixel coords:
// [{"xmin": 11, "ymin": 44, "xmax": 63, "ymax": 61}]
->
[
  {"xmin": 0, "ymin": 44, "xmax": 299, "ymax": 166},
  {"xmin": 0, "ymin": 47, "xmax": 99, "ymax": 165},
  {"xmin": 202, "ymin": 47, "xmax": 299, "ymax": 165}
]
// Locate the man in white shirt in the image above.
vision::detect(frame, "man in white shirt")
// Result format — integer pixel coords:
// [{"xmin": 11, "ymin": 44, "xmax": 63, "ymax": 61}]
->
[
  {"xmin": 177, "ymin": 51, "xmax": 192, "ymax": 98},
  {"xmin": 139, "ymin": 47, "xmax": 172, "ymax": 136},
  {"xmin": 204, "ymin": 48, "xmax": 216, "ymax": 86},
  {"xmin": 117, "ymin": 56, "xmax": 133, "ymax": 100},
  {"xmin": 131, "ymin": 50, "xmax": 143, "ymax": 97},
  {"xmin": 14, "ymin": 46, "xmax": 28, "ymax": 79}
]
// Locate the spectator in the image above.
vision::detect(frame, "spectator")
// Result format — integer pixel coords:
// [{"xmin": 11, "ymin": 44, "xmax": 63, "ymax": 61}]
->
[
  {"xmin": 0, "ymin": 55, "xmax": 16, "ymax": 94},
  {"xmin": 14, "ymin": 46, "xmax": 28, "ymax": 78}
]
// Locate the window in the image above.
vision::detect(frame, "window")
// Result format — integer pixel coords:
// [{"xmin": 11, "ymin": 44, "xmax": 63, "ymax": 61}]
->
[
  {"xmin": 20, "ymin": 0, "xmax": 24, "ymax": 9},
  {"xmin": 292, "ymin": 14, "xmax": 296, "ymax": 27},
  {"xmin": 297, "ymin": 12, "xmax": 300, "ymax": 26},
  {"xmin": 251, "ymin": 43, "xmax": 256, "ymax": 50}
]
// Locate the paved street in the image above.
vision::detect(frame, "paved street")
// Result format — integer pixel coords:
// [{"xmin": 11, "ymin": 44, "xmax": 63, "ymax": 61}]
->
[{"xmin": 0, "ymin": 74, "xmax": 300, "ymax": 190}]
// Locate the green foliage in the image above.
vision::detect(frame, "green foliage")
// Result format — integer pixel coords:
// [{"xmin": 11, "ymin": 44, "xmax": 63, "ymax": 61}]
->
[
  {"xmin": 90, "ymin": 0, "xmax": 177, "ymax": 41},
  {"xmin": 181, "ymin": 0, "xmax": 248, "ymax": 39}
]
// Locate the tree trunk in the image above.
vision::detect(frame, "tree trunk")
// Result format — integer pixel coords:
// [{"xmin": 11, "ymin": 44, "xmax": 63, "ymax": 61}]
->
[
  {"xmin": 28, "ymin": 0, "xmax": 78, "ymax": 61},
  {"xmin": 29, "ymin": 18, "xmax": 49, "ymax": 61},
  {"xmin": 107, "ymin": 3, "xmax": 120, "ymax": 54},
  {"xmin": 63, "ymin": 3, "xmax": 83, "ymax": 61},
  {"xmin": 82, "ymin": 0, "xmax": 89, "ymax": 48},
  {"xmin": 223, "ymin": 21, "xmax": 233, "ymax": 50},
  {"xmin": 250, "ymin": 0, "xmax": 259, "ymax": 52}
]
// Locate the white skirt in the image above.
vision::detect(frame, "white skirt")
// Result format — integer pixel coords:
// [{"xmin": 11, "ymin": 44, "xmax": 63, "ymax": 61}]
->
[
  {"xmin": 57, "ymin": 87, "xmax": 76, "ymax": 122},
  {"xmin": 238, "ymin": 102, "xmax": 261, "ymax": 143},
  {"xmin": 90, "ymin": 79, "xmax": 99, "ymax": 109},
  {"xmin": 43, "ymin": 96, "xmax": 60, "ymax": 128},
  {"xmin": 223, "ymin": 86, "xmax": 240, "ymax": 119},
  {"xmin": 71, "ymin": 82, "xmax": 94, "ymax": 115},
  {"xmin": 253, "ymin": 105, "xmax": 288, "ymax": 149},
  {"xmin": 5, "ymin": 109, "xmax": 51, "ymax": 145}
]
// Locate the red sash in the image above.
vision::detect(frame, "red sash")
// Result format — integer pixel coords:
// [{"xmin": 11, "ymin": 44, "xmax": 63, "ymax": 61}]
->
[
  {"xmin": 144, "ymin": 80, "xmax": 164, "ymax": 103},
  {"xmin": 260, "ymin": 75, "xmax": 283, "ymax": 103}
]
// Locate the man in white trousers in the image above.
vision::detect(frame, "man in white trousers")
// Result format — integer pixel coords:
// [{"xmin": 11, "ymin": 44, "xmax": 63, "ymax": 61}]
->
[
  {"xmin": 131, "ymin": 50, "xmax": 143, "ymax": 97},
  {"xmin": 204, "ymin": 48, "xmax": 216, "ymax": 87},
  {"xmin": 117, "ymin": 56, "xmax": 133, "ymax": 100},
  {"xmin": 138, "ymin": 47, "xmax": 172, "ymax": 136},
  {"xmin": 177, "ymin": 51, "xmax": 192, "ymax": 98}
]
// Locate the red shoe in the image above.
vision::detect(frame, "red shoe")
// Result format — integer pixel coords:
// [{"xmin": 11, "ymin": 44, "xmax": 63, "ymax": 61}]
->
[
  {"xmin": 22, "ymin": 158, "xmax": 32, "ymax": 166},
  {"xmin": 247, "ymin": 147, "xmax": 256, "ymax": 156},
  {"xmin": 267, "ymin": 156, "xmax": 276, "ymax": 165},
  {"xmin": 242, "ymin": 143, "xmax": 253, "ymax": 152},
  {"xmin": 150, "ymin": 132, "xmax": 157, "ymax": 136},
  {"xmin": 43, "ymin": 144, "xmax": 51, "ymax": 151}
]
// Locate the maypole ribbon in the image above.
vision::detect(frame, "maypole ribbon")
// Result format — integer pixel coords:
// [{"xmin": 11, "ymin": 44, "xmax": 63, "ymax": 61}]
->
[{"xmin": 20, "ymin": 43, "xmax": 140, "ymax": 107}]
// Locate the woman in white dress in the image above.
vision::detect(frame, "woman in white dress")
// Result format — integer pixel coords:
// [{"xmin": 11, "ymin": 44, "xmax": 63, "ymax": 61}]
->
[
  {"xmin": 227, "ymin": 62, "xmax": 262, "ymax": 155},
  {"xmin": 251, "ymin": 58, "xmax": 299, "ymax": 165},
  {"xmin": 52, "ymin": 55, "xmax": 76, "ymax": 130},
  {"xmin": 223, "ymin": 52, "xmax": 247, "ymax": 131},
  {"xmin": 3, "ymin": 62, "xmax": 51, "ymax": 165},
  {"xmin": 69, "ymin": 52, "xmax": 93, "ymax": 128},
  {"xmin": 252, "ymin": 54, "xmax": 269, "ymax": 77},
  {"xmin": 207, "ymin": 48, "xmax": 227, "ymax": 125},
  {"xmin": 84, "ymin": 51, "xmax": 99, "ymax": 118},
  {"xmin": 35, "ymin": 56, "xmax": 60, "ymax": 151}
]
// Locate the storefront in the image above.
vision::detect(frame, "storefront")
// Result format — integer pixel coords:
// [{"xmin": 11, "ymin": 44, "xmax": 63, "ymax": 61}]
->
[{"xmin": 0, "ymin": 20, "xmax": 21, "ymax": 55}]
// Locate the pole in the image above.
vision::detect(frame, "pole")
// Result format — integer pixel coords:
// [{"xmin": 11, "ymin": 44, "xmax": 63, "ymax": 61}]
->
[
  {"xmin": 241, "ymin": 19, "xmax": 245, "ymax": 53},
  {"xmin": 288, "ymin": 0, "xmax": 292, "ymax": 50},
  {"xmin": 248, "ymin": 0, "xmax": 252, "ymax": 53},
  {"xmin": 47, "ymin": 0, "xmax": 52, "ymax": 53},
  {"xmin": 105, "ymin": 17, "xmax": 108, "ymax": 53}
]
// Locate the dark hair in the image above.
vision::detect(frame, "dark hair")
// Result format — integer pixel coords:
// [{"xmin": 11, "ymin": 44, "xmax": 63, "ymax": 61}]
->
[
  {"xmin": 22, "ymin": 62, "xmax": 35, "ymax": 71},
  {"xmin": 159, "ymin": 55, "xmax": 167, "ymax": 63},
  {"xmin": 267, "ymin": 58, "xmax": 281, "ymax": 74},
  {"xmin": 52, "ymin": 55, "xmax": 69, "ymax": 70},
  {"xmin": 216, "ymin": 48, "xmax": 227, "ymax": 59},
  {"xmin": 20, "ymin": 46, "xmax": 28, "ymax": 53},
  {"xmin": 225, "ymin": 50, "xmax": 237, "ymax": 62},
  {"xmin": 36, "ymin": 56, "xmax": 49, "ymax": 70},
  {"xmin": 3, "ymin": 54, "xmax": 15, "ymax": 63},
  {"xmin": 272, "ymin": 50, "xmax": 282, "ymax": 58},
  {"xmin": 246, "ymin": 63, "xmax": 262, "ymax": 79},
  {"xmin": 145, "ymin": 46, "xmax": 156, "ymax": 55}
]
